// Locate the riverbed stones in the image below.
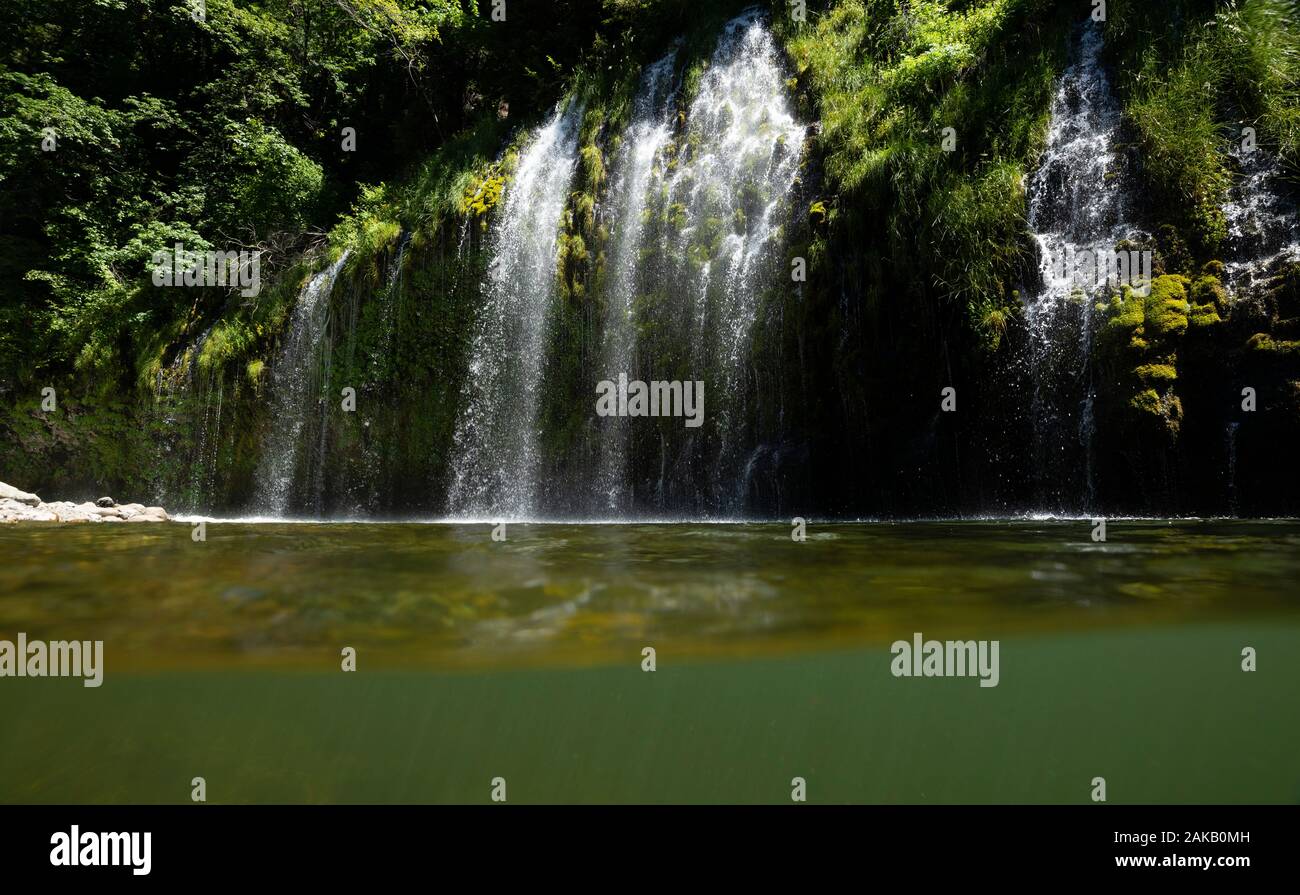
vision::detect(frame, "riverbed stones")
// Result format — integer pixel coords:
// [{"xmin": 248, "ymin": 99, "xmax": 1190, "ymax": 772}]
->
[{"xmin": 0, "ymin": 484, "xmax": 172, "ymax": 524}]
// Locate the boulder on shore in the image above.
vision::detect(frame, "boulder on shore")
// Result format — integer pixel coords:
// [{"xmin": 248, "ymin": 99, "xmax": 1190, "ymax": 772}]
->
[
  {"xmin": 0, "ymin": 482, "xmax": 172, "ymax": 524},
  {"xmin": 0, "ymin": 481, "xmax": 41, "ymax": 506}
]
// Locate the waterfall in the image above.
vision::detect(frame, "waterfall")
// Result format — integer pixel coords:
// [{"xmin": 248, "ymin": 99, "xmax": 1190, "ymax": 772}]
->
[
  {"xmin": 1223, "ymin": 140, "xmax": 1300, "ymax": 295},
  {"xmin": 594, "ymin": 50, "xmax": 679, "ymax": 513},
  {"xmin": 378, "ymin": 228, "xmax": 412, "ymax": 361},
  {"xmin": 445, "ymin": 102, "xmax": 584, "ymax": 519},
  {"xmin": 150, "ymin": 323, "xmax": 219, "ymax": 511},
  {"xmin": 1023, "ymin": 19, "xmax": 1142, "ymax": 512},
  {"xmin": 644, "ymin": 9, "xmax": 805, "ymax": 514},
  {"xmin": 253, "ymin": 249, "xmax": 352, "ymax": 516},
  {"xmin": 441, "ymin": 10, "xmax": 801, "ymax": 520}
]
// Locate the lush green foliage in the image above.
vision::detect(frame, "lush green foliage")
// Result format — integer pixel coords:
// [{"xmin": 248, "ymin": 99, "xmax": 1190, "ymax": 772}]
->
[
  {"xmin": 0, "ymin": 0, "xmax": 712, "ymax": 389},
  {"xmin": 2, "ymin": 0, "xmax": 1299, "ymax": 515},
  {"xmin": 1109, "ymin": 0, "xmax": 1300, "ymax": 253}
]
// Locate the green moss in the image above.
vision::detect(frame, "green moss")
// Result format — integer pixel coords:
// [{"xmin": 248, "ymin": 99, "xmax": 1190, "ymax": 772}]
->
[
  {"xmin": 1103, "ymin": 289, "xmax": 1146, "ymax": 332},
  {"xmin": 1189, "ymin": 303, "xmax": 1222, "ymax": 329},
  {"xmin": 461, "ymin": 169, "xmax": 506, "ymax": 217},
  {"xmin": 1130, "ymin": 388, "xmax": 1163, "ymax": 415},
  {"xmin": 1136, "ymin": 362, "xmax": 1178, "ymax": 384},
  {"xmin": 580, "ymin": 144, "xmax": 605, "ymax": 189},
  {"xmin": 809, "ymin": 200, "xmax": 828, "ymax": 228},
  {"xmin": 198, "ymin": 321, "xmax": 252, "ymax": 372},
  {"xmin": 1144, "ymin": 275, "xmax": 1190, "ymax": 339},
  {"xmin": 1190, "ymin": 272, "xmax": 1228, "ymax": 310},
  {"xmin": 1247, "ymin": 333, "xmax": 1300, "ymax": 356}
]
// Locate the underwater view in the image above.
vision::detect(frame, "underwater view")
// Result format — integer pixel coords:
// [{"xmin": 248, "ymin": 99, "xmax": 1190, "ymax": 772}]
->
[
  {"xmin": 1, "ymin": 519, "xmax": 1297, "ymax": 803},
  {"xmin": 1, "ymin": 0, "xmax": 1299, "ymax": 834}
]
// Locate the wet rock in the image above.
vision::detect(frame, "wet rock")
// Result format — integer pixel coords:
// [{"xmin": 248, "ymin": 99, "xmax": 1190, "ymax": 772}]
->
[{"xmin": 95, "ymin": 496, "xmax": 115, "ymax": 508}]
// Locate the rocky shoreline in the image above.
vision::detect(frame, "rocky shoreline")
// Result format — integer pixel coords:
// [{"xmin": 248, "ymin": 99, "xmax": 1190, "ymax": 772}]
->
[{"xmin": 1, "ymin": 481, "xmax": 172, "ymax": 524}]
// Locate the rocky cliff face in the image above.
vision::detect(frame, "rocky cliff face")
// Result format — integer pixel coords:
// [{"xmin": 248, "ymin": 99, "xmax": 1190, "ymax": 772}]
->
[{"xmin": 2, "ymin": 2, "xmax": 1297, "ymax": 519}]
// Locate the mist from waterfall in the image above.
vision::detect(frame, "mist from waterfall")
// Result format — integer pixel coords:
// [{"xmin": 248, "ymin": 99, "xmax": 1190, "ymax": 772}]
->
[
  {"xmin": 594, "ymin": 50, "xmax": 679, "ymax": 513},
  {"xmin": 1023, "ymin": 19, "xmax": 1142, "ymax": 512},
  {"xmin": 253, "ymin": 249, "xmax": 352, "ymax": 516},
  {"xmin": 1223, "ymin": 139, "xmax": 1300, "ymax": 295},
  {"xmin": 236, "ymin": 11, "xmax": 804, "ymax": 522},
  {"xmin": 445, "ymin": 102, "xmax": 584, "ymax": 519},
  {"xmin": 637, "ymin": 9, "xmax": 805, "ymax": 515}
]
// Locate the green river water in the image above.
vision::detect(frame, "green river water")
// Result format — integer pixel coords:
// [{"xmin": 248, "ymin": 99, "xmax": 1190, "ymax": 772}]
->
[{"xmin": 0, "ymin": 519, "xmax": 1297, "ymax": 803}]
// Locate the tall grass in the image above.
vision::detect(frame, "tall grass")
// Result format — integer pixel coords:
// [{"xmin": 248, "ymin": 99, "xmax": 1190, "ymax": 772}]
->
[
  {"xmin": 781, "ymin": 0, "xmax": 1068, "ymax": 337},
  {"xmin": 1110, "ymin": 0, "xmax": 1300, "ymax": 255}
]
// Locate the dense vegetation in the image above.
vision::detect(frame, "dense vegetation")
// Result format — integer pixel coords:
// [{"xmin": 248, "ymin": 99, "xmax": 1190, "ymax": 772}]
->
[{"xmin": 2, "ymin": 0, "xmax": 1298, "ymax": 515}]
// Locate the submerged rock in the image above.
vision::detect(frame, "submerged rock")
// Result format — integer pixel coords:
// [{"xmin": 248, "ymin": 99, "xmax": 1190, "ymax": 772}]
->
[{"xmin": 0, "ymin": 484, "xmax": 172, "ymax": 524}]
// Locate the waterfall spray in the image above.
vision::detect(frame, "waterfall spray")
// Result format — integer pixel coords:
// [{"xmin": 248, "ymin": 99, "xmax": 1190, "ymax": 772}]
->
[
  {"xmin": 1023, "ymin": 19, "xmax": 1143, "ymax": 513},
  {"xmin": 594, "ymin": 50, "xmax": 679, "ymax": 513},
  {"xmin": 446, "ymin": 102, "xmax": 584, "ymax": 519},
  {"xmin": 253, "ymin": 249, "xmax": 352, "ymax": 516}
]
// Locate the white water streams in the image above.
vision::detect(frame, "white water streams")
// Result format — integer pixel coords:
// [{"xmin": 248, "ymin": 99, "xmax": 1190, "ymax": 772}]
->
[
  {"xmin": 1223, "ymin": 140, "xmax": 1300, "ymax": 295},
  {"xmin": 1024, "ymin": 19, "xmax": 1142, "ymax": 510},
  {"xmin": 594, "ymin": 51, "xmax": 679, "ymax": 512},
  {"xmin": 652, "ymin": 10, "xmax": 805, "ymax": 512},
  {"xmin": 244, "ymin": 13, "xmax": 803, "ymax": 520},
  {"xmin": 445, "ymin": 102, "xmax": 584, "ymax": 519},
  {"xmin": 253, "ymin": 249, "xmax": 352, "ymax": 515}
]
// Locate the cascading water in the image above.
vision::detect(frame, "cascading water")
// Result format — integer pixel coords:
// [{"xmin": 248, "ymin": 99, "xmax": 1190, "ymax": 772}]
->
[
  {"xmin": 641, "ymin": 9, "xmax": 804, "ymax": 514},
  {"xmin": 594, "ymin": 50, "xmax": 679, "ymax": 512},
  {"xmin": 253, "ymin": 249, "xmax": 351, "ymax": 516},
  {"xmin": 445, "ymin": 102, "xmax": 584, "ymax": 519},
  {"xmin": 151, "ymin": 324, "xmax": 220, "ymax": 511},
  {"xmin": 436, "ymin": 11, "xmax": 802, "ymax": 520},
  {"xmin": 1223, "ymin": 140, "xmax": 1300, "ymax": 295},
  {"xmin": 378, "ymin": 229, "xmax": 412, "ymax": 359},
  {"xmin": 1023, "ymin": 19, "xmax": 1142, "ymax": 512}
]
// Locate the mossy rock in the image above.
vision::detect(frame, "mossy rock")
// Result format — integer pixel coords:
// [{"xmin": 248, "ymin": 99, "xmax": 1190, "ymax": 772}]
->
[
  {"xmin": 1247, "ymin": 333, "xmax": 1300, "ymax": 357},
  {"xmin": 1143, "ymin": 275, "xmax": 1190, "ymax": 339},
  {"xmin": 808, "ymin": 200, "xmax": 828, "ymax": 229},
  {"xmin": 1135, "ymin": 363, "xmax": 1177, "ymax": 384},
  {"xmin": 1128, "ymin": 387, "xmax": 1183, "ymax": 435},
  {"xmin": 579, "ymin": 144, "xmax": 605, "ymax": 188},
  {"xmin": 1188, "ymin": 303, "xmax": 1222, "ymax": 329},
  {"xmin": 1190, "ymin": 273, "xmax": 1228, "ymax": 313},
  {"xmin": 461, "ymin": 167, "xmax": 507, "ymax": 217}
]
